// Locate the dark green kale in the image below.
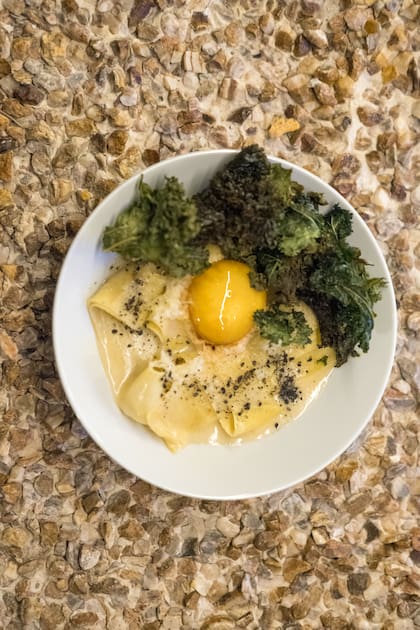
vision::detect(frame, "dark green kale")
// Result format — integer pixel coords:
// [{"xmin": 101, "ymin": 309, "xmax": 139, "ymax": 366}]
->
[
  {"xmin": 249, "ymin": 193, "xmax": 384, "ymax": 365},
  {"xmin": 194, "ymin": 145, "xmax": 271, "ymax": 255},
  {"xmin": 260, "ymin": 163, "xmax": 304, "ymax": 209},
  {"xmin": 250, "ymin": 249, "xmax": 311, "ymax": 303},
  {"xmin": 324, "ymin": 204, "xmax": 353, "ymax": 240},
  {"xmin": 264, "ymin": 171, "xmax": 324, "ymax": 256},
  {"xmin": 103, "ymin": 177, "xmax": 209, "ymax": 277},
  {"xmin": 253, "ymin": 308, "xmax": 313, "ymax": 346},
  {"xmin": 315, "ymin": 204, "xmax": 353, "ymax": 254},
  {"xmin": 102, "ymin": 145, "xmax": 385, "ymax": 366},
  {"xmin": 293, "ymin": 204, "xmax": 386, "ymax": 365},
  {"xmin": 299, "ymin": 249, "xmax": 386, "ymax": 366},
  {"xmin": 194, "ymin": 144, "xmax": 325, "ymax": 259},
  {"xmin": 274, "ymin": 199, "xmax": 322, "ymax": 256}
]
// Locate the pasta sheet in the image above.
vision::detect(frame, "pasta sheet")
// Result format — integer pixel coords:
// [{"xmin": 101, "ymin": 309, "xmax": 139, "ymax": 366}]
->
[{"xmin": 89, "ymin": 264, "xmax": 335, "ymax": 451}]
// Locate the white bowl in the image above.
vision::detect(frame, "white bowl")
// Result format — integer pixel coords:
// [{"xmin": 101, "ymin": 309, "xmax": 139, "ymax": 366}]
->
[{"xmin": 53, "ymin": 150, "xmax": 397, "ymax": 500}]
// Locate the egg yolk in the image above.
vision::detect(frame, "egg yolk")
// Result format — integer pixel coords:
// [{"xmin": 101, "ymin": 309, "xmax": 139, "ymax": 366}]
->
[{"xmin": 189, "ymin": 260, "xmax": 267, "ymax": 344}]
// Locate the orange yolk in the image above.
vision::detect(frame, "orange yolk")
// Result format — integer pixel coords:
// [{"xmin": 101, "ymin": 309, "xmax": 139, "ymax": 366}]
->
[{"xmin": 188, "ymin": 260, "xmax": 267, "ymax": 345}]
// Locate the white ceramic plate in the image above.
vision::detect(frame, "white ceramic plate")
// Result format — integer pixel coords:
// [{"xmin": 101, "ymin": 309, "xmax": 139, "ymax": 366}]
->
[{"xmin": 53, "ymin": 150, "xmax": 397, "ymax": 500}]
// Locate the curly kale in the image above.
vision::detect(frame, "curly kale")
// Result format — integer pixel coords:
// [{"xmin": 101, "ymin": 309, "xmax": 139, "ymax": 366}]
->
[
  {"xmin": 103, "ymin": 177, "xmax": 209, "ymax": 277},
  {"xmin": 102, "ymin": 145, "xmax": 385, "ymax": 366},
  {"xmin": 250, "ymin": 249, "xmax": 311, "ymax": 303},
  {"xmin": 254, "ymin": 308, "xmax": 313, "ymax": 346},
  {"xmin": 299, "ymin": 250, "xmax": 386, "ymax": 366},
  {"xmin": 194, "ymin": 145, "xmax": 324, "ymax": 258},
  {"xmin": 194, "ymin": 145, "xmax": 271, "ymax": 255}
]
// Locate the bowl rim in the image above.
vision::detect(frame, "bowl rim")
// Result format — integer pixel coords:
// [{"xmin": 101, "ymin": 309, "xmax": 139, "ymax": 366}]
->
[{"xmin": 52, "ymin": 148, "xmax": 398, "ymax": 499}]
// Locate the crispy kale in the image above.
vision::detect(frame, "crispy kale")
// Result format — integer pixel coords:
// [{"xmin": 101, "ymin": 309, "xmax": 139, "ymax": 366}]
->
[
  {"xmin": 316, "ymin": 204, "xmax": 353, "ymax": 254},
  {"xmin": 291, "ymin": 205, "xmax": 386, "ymax": 365},
  {"xmin": 194, "ymin": 145, "xmax": 325, "ymax": 258},
  {"xmin": 194, "ymin": 145, "xmax": 271, "ymax": 255},
  {"xmin": 263, "ymin": 163, "xmax": 304, "ymax": 207},
  {"xmin": 102, "ymin": 145, "xmax": 385, "ymax": 366},
  {"xmin": 254, "ymin": 308, "xmax": 313, "ymax": 346},
  {"xmin": 250, "ymin": 249, "xmax": 311, "ymax": 303},
  {"xmin": 103, "ymin": 177, "xmax": 209, "ymax": 277},
  {"xmin": 300, "ymin": 250, "xmax": 386, "ymax": 366},
  {"xmin": 199, "ymin": 146, "xmax": 384, "ymax": 365}
]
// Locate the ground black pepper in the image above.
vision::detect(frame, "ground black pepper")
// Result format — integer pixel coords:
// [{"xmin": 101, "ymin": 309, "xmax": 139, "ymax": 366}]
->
[{"xmin": 279, "ymin": 376, "xmax": 300, "ymax": 405}]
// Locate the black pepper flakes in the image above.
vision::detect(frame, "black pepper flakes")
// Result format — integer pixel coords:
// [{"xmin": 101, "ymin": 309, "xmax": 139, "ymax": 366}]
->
[{"xmin": 279, "ymin": 375, "xmax": 300, "ymax": 405}]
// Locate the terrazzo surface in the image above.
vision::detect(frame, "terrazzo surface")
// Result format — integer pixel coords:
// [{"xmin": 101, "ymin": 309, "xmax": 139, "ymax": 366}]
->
[{"xmin": 0, "ymin": 0, "xmax": 419, "ymax": 628}]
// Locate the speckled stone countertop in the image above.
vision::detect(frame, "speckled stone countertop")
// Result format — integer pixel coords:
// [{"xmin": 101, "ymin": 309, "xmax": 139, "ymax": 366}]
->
[{"xmin": 0, "ymin": 0, "xmax": 419, "ymax": 628}]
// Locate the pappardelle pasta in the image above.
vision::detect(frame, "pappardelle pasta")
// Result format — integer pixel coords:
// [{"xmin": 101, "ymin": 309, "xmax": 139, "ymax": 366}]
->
[{"xmin": 89, "ymin": 256, "xmax": 335, "ymax": 451}]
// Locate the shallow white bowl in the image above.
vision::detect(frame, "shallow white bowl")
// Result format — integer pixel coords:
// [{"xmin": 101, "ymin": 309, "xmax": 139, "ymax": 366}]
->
[{"xmin": 53, "ymin": 150, "xmax": 397, "ymax": 500}]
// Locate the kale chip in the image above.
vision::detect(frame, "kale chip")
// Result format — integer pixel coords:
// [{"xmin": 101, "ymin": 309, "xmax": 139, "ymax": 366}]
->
[
  {"xmin": 254, "ymin": 307, "xmax": 313, "ymax": 346},
  {"xmin": 103, "ymin": 177, "xmax": 209, "ymax": 277}
]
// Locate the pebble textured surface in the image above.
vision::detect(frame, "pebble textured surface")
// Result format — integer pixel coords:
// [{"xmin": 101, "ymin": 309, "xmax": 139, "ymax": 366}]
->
[{"xmin": 0, "ymin": 0, "xmax": 419, "ymax": 628}]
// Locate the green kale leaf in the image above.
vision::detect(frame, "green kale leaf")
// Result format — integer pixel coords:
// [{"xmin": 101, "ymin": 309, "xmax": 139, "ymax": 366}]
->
[
  {"xmin": 195, "ymin": 144, "xmax": 325, "ymax": 258},
  {"xmin": 254, "ymin": 307, "xmax": 313, "ymax": 346},
  {"xmin": 324, "ymin": 204, "xmax": 353, "ymax": 240},
  {"xmin": 194, "ymin": 144, "xmax": 271, "ymax": 249},
  {"xmin": 263, "ymin": 163, "xmax": 304, "ymax": 209},
  {"xmin": 275, "ymin": 206, "xmax": 322, "ymax": 256},
  {"xmin": 315, "ymin": 204, "xmax": 353, "ymax": 254},
  {"xmin": 103, "ymin": 177, "xmax": 209, "ymax": 277},
  {"xmin": 299, "ymin": 250, "xmax": 387, "ymax": 366}
]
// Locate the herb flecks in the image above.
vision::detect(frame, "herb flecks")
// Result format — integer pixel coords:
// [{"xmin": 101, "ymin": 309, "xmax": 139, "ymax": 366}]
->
[
  {"xmin": 317, "ymin": 355, "xmax": 329, "ymax": 366},
  {"xmin": 279, "ymin": 376, "xmax": 300, "ymax": 405}
]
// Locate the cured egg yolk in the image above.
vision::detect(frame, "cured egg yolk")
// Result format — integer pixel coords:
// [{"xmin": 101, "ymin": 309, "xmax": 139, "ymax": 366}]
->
[{"xmin": 189, "ymin": 260, "xmax": 267, "ymax": 344}]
